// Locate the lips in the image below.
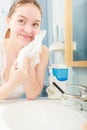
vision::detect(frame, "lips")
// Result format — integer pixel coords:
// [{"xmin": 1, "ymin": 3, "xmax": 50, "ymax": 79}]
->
[
  {"xmin": 20, "ymin": 34, "xmax": 32, "ymax": 38},
  {"xmin": 19, "ymin": 34, "xmax": 33, "ymax": 41}
]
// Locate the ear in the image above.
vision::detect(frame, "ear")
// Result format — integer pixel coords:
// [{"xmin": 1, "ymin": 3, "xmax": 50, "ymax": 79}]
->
[{"xmin": 5, "ymin": 17, "xmax": 11, "ymax": 38}]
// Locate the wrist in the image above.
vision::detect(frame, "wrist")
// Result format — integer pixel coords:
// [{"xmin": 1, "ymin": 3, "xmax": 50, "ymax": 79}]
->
[{"xmin": 7, "ymin": 79, "xmax": 16, "ymax": 88}]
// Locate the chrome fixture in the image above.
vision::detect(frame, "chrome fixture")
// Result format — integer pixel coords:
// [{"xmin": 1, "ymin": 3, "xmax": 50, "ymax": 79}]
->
[
  {"xmin": 53, "ymin": 82, "xmax": 87, "ymax": 110},
  {"xmin": 63, "ymin": 84, "xmax": 87, "ymax": 102}
]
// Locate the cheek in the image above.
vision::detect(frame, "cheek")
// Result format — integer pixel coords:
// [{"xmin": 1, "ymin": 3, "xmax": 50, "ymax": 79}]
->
[
  {"xmin": 34, "ymin": 29, "xmax": 40, "ymax": 35},
  {"xmin": 10, "ymin": 25, "xmax": 23, "ymax": 35}
]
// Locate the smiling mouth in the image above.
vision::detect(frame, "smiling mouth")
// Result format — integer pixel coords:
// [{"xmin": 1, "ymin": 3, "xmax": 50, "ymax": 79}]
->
[
  {"xmin": 19, "ymin": 34, "xmax": 33, "ymax": 41},
  {"xmin": 21, "ymin": 34, "xmax": 32, "ymax": 38}
]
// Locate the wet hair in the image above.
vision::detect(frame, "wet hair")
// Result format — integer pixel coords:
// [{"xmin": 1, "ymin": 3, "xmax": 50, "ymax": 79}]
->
[{"xmin": 5, "ymin": 0, "xmax": 42, "ymax": 38}]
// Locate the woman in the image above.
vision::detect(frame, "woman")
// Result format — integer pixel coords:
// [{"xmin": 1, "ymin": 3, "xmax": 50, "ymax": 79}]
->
[{"xmin": 0, "ymin": 0, "xmax": 48, "ymax": 100}]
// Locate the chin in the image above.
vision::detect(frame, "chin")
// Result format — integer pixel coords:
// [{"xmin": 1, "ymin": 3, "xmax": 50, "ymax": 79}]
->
[
  {"xmin": 18, "ymin": 39, "xmax": 30, "ymax": 47},
  {"xmin": 16, "ymin": 37, "xmax": 32, "ymax": 47},
  {"xmin": 19, "ymin": 42, "xmax": 29, "ymax": 47}
]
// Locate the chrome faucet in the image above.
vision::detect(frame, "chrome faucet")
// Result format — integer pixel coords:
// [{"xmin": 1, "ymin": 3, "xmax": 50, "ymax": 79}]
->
[
  {"xmin": 63, "ymin": 84, "xmax": 87, "ymax": 102},
  {"xmin": 53, "ymin": 82, "xmax": 87, "ymax": 110}
]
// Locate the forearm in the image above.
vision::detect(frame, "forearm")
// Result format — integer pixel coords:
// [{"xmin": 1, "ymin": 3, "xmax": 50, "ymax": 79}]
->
[
  {"xmin": 24, "ymin": 46, "xmax": 48, "ymax": 100},
  {"xmin": 0, "ymin": 58, "xmax": 29, "ymax": 100},
  {"xmin": 0, "ymin": 74, "xmax": 26, "ymax": 100},
  {"xmin": 0, "ymin": 81, "xmax": 16, "ymax": 100},
  {"xmin": 23, "ymin": 68, "xmax": 43, "ymax": 100}
]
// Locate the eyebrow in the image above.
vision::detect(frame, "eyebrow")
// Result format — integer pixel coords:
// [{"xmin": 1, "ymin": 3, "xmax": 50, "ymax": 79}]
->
[{"xmin": 18, "ymin": 15, "xmax": 41, "ymax": 23}]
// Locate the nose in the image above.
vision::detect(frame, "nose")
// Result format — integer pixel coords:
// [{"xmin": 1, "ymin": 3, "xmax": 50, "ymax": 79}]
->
[{"xmin": 24, "ymin": 24, "xmax": 33, "ymax": 34}]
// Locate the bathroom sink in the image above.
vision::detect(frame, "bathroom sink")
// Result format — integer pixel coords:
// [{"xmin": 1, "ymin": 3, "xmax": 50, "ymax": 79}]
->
[{"xmin": 0, "ymin": 100, "xmax": 86, "ymax": 130}]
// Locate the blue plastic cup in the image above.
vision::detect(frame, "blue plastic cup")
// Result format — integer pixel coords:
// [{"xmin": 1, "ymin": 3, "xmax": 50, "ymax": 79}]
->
[{"xmin": 52, "ymin": 64, "xmax": 68, "ymax": 81}]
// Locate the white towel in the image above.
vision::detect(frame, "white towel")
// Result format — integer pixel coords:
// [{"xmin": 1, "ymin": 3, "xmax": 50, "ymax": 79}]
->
[{"xmin": 17, "ymin": 30, "xmax": 46, "ymax": 68}]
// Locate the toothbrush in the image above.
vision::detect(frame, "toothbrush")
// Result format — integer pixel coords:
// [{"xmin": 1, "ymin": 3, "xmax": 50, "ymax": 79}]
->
[{"xmin": 53, "ymin": 82, "xmax": 65, "ymax": 94}]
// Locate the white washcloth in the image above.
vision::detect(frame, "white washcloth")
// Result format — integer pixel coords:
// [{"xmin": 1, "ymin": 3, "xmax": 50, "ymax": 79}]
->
[{"xmin": 17, "ymin": 30, "xmax": 46, "ymax": 68}]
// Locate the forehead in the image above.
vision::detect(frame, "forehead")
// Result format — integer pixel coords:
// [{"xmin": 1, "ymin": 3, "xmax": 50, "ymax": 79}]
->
[{"xmin": 13, "ymin": 3, "xmax": 41, "ymax": 20}]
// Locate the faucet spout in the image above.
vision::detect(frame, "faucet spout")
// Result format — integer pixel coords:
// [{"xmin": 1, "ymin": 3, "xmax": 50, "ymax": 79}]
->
[{"xmin": 66, "ymin": 84, "xmax": 87, "ymax": 102}]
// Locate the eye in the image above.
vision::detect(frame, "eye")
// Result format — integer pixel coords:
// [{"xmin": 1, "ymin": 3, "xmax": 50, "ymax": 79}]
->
[
  {"xmin": 32, "ymin": 23, "xmax": 40, "ymax": 29},
  {"xmin": 17, "ymin": 19, "xmax": 25, "ymax": 25}
]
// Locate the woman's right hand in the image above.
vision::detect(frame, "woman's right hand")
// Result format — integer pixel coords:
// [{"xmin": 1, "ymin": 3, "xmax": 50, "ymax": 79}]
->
[{"xmin": 8, "ymin": 58, "xmax": 28, "ymax": 87}]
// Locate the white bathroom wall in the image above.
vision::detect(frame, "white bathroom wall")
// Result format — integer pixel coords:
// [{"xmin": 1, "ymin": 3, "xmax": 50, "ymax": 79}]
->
[
  {"xmin": 49, "ymin": 0, "xmax": 65, "ymax": 65},
  {"xmin": 52, "ymin": 0, "xmax": 64, "ymax": 42}
]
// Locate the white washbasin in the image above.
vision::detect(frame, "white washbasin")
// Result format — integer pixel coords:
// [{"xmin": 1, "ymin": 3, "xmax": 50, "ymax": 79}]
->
[{"xmin": 0, "ymin": 100, "xmax": 86, "ymax": 130}]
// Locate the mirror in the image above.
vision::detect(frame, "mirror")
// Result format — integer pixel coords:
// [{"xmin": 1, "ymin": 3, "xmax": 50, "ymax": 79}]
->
[
  {"xmin": 64, "ymin": 0, "xmax": 87, "ymax": 67},
  {"xmin": 72, "ymin": 0, "xmax": 87, "ymax": 61}
]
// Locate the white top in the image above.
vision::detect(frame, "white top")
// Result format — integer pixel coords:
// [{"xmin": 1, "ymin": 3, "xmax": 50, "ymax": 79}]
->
[{"xmin": 0, "ymin": 39, "xmax": 40, "ymax": 99}]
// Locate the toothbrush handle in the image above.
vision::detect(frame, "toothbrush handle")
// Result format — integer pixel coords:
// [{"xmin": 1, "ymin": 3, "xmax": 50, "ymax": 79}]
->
[{"xmin": 53, "ymin": 82, "xmax": 65, "ymax": 94}]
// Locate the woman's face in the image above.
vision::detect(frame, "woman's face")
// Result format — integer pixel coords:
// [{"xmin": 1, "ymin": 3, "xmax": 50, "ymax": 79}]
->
[{"xmin": 7, "ymin": 3, "xmax": 41, "ymax": 47}]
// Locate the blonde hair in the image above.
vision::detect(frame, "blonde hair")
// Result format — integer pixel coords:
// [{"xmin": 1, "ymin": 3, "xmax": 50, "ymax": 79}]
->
[{"xmin": 5, "ymin": 0, "xmax": 42, "ymax": 38}]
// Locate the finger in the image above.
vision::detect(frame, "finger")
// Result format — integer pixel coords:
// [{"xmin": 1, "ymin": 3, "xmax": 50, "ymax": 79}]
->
[
  {"xmin": 21, "ymin": 58, "xmax": 29, "ymax": 70},
  {"xmin": 11, "ymin": 60, "xmax": 17, "ymax": 71}
]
